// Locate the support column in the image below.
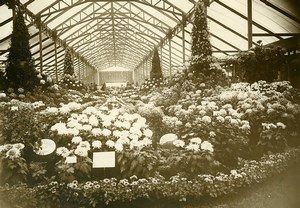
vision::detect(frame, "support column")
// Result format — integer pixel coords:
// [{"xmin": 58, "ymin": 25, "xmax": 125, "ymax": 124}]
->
[
  {"xmin": 39, "ymin": 23, "xmax": 43, "ymax": 72},
  {"xmin": 182, "ymin": 15, "xmax": 186, "ymax": 64},
  {"xmin": 78, "ymin": 58, "xmax": 81, "ymax": 81},
  {"xmin": 247, "ymin": 0, "xmax": 253, "ymax": 49},
  {"xmin": 54, "ymin": 41, "xmax": 58, "ymax": 82},
  {"xmin": 169, "ymin": 40, "xmax": 172, "ymax": 77},
  {"xmin": 160, "ymin": 46, "xmax": 163, "ymax": 76}
]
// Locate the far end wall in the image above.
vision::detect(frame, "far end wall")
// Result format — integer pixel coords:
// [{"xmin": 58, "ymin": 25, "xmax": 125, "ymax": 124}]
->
[{"xmin": 97, "ymin": 71, "xmax": 133, "ymax": 85}]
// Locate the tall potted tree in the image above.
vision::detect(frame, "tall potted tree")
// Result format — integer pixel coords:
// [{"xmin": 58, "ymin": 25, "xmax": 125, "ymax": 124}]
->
[
  {"xmin": 190, "ymin": 1, "xmax": 212, "ymax": 75},
  {"xmin": 5, "ymin": 9, "xmax": 39, "ymax": 91}
]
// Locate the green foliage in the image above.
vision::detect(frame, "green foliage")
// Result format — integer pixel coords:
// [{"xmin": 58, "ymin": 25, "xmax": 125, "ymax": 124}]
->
[
  {"xmin": 0, "ymin": 156, "xmax": 29, "ymax": 185},
  {"xmin": 0, "ymin": 68, "xmax": 7, "ymax": 90},
  {"xmin": 5, "ymin": 10, "xmax": 40, "ymax": 91},
  {"xmin": 63, "ymin": 48, "xmax": 74, "ymax": 76},
  {"xmin": 58, "ymin": 74, "xmax": 86, "ymax": 91},
  {"xmin": 0, "ymin": 149, "xmax": 299, "ymax": 207},
  {"xmin": 0, "ymin": 0, "xmax": 15, "ymax": 9},
  {"xmin": 234, "ymin": 44, "xmax": 287, "ymax": 83},
  {"xmin": 117, "ymin": 150, "xmax": 159, "ymax": 178},
  {"xmin": 190, "ymin": 1, "xmax": 212, "ymax": 75},
  {"xmin": 150, "ymin": 48, "xmax": 163, "ymax": 80}
]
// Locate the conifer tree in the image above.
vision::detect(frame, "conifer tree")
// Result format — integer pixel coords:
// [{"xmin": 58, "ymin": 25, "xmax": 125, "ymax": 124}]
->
[
  {"xmin": 63, "ymin": 47, "xmax": 74, "ymax": 76},
  {"xmin": 190, "ymin": 1, "xmax": 212, "ymax": 75},
  {"xmin": 5, "ymin": 9, "xmax": 39, "ymax": 91},
  {"xmin": 150, "ymin": 47, "xmax": 163, "ymax": 80}
]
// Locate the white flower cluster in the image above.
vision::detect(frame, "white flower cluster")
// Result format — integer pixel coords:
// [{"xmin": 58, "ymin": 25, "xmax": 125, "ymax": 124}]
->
[
  {"xmin": 50, "ymin": 103, "xmax": 153, "ymax": 152},
  {"xmin": 44, "ymin": 102, "xmax": 82, "ymax": 115},
  {"xmin": 0, "ymin": 143, "xmax": 25, "ymax": 159}
]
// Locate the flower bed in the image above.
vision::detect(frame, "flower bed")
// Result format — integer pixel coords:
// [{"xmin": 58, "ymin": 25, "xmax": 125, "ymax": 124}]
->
[
  {"xmin": 0, "ymin": 149, "xmax": 299, "ymax": 207},
  {"xmin": 0, "ymin": 80, "xmax": 300, "ymax": 207}
]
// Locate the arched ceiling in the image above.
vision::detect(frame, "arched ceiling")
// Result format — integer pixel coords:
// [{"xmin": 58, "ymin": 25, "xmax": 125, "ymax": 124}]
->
[{"xmin": 0, "ymin": 0, "xmax": 299, "ymax": 80}]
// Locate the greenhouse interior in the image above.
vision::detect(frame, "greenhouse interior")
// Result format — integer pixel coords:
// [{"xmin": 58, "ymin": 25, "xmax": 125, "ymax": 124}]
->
[{"xmin": 0, "ymin": 0, "xmax": 300, "ymax": 207}]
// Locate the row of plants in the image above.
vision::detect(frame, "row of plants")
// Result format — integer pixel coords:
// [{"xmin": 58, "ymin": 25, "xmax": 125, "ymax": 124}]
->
[{"xmin": 0, "ymin": 149, "xmax": 299, "ymax": 208}]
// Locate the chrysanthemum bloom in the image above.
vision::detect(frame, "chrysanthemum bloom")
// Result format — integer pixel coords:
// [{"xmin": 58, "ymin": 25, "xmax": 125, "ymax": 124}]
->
[
  {"xmin": 106, "ymin": 140, "xmax": 115, "ymax": 148},
  {"xmin": 173, "ymin": 139, "xmax": 185, "ymax": 148},
  {"xmin": 71, "ymin": 136, "xmax": 82, "ymax": 144},
  {"xmin": 74, "ymin": 147, "xmax": 88, "ymax": 157},
  {"xmin": 91, "ymin": 128, "xmax": 102, "ymax": 136},
  {"xmin": 102, "ymin": 129, "xmax": 112, "ymax": 137},
  {"xmin": 56, "ymin": 147, "xmax": 70, "ymax": 157},
  {"xmin": 201, "ymin": 141, "xmax": 214, "ymax": 152},
  {"xmin": 6, "ymin": 148, "xmax": 21, "ymax": 159},
  {"xmin": 92, "ymin": 140, "xmax": 102, "ymax": 149}
]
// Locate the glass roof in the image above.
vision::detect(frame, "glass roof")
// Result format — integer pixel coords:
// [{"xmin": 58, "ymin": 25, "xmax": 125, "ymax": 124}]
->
[{"xmin": 0, "ymin": 0, "xmax": 299, "ymax": 79}]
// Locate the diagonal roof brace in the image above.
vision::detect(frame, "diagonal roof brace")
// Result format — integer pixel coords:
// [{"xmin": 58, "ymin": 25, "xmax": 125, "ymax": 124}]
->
[{"xmin": 17, "ymin": 1, "xmax": 97, "ymax": 72}]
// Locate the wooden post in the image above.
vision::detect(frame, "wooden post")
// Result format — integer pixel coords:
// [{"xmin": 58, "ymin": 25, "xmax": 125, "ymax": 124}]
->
[
  {"xmin": 247, "ymin": 0, "xmax": 253, "ymax": 49},
  {"xmin": 39, "ymin": 22, "xmax": 43, "ymax": 73},
  {"xmin": 169, "ymin": 40, "xmax": 172, "ymax": 77},
  {"xmin": 54, "ymin": 41, "xmax": 58, "ymax": 82}
]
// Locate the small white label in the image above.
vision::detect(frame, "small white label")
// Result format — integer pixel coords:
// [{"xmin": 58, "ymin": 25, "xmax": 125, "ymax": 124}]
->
[{"xmin": 93, "ymin": 152, "xmax": 116, "ymax": 168}]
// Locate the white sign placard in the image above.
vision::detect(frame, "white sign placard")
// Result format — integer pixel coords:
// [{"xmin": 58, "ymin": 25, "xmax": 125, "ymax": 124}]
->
[
  {"xmin": 93, "ymin": 151, "xmax": 116, "ymax": 168},
  {"xmin": 65, "ymin": 156, "xmax": 77, "ymax": 164}
]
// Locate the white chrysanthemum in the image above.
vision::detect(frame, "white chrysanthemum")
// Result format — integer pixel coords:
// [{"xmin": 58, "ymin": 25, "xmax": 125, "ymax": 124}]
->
[
  {"xmin": 82, "ymin": 124, "xmax": 93, "ymax": 131},
  {"xmin": 216, "ymin": 116, "xmax": 225, "ymax": 123},
  {"xmin": 103, "ymin": 120, "xmax": 112, "ymax": 127},
  {"xmin": 67, "ymin": 119, "xmax": 80, "ymax": 128},
  {"xmin": 89, "ymin": 115, "xmax": 99, "ymax": 126},
  {"xmin": 202, "ymin": 116, "xmax": 212, "ymax": 124},
  {"xmin": 59, "ymin": 106, "xmax": 71, "ymax": 114},
  {"xmin": 51, "ymin": 122, "xmax": 66, "ymax": 132},
  {"xmin": 213, "ymin": 111, "xmax": 221, "ymax": 117},
  {"xmin": 143, "ymin": 129, "xmax": 153, "ymax": 138},
  {"xmin": 129, "ymin": 133, "xmax": 139, "ymax": 141},
  {"xmin": 201, "ymin": 141, "xmax": 214, "ymax": 152},
  {"xmin": 72, "ymin": 136, "xmax": 82, "ymax": 144},
  {"xmin": 122, "ymin": 121, "xmax": 131, "ymax": 129},
  {"xmin": 130, "ymin": 127, "xmax": 142, "ymax": 137},
  {"xmin": 92, "ymin": 140, "xmax": 102, "ymax": 149},
  {"xmin": 219, "ymin": 109, "xmax": 227, "ymax": 116},
  {"xmin": 56, "ymin": 147, "xmax": 70, "ymax": 157},
  {"xmin": 74, "ymin": 147, "xmax": 88, "ymax": 157},
  {"xmin": 78, "ymin": 141, "xmax": 91, "ymax": 150},
  {"xmin": 132, "ymin": 122, "xmax": 142, "ymax": 129},
  {"xmin": 120, "ymin": 130, "xmax": 130, "ymax": 138},
  {"xmin": 114, "ymin": 142, "xmax": 124, "ymax": 152},
  {"xmin": 190, "ymin": 137, "xmax": 202, "ymax": 144},
  {"xmin": 106, "ymin": 140, "xmax": 115, "ymax": 148},
  {"xmin": 117, "ymin": 137, "xmax": 130, "ymax": 145},
  {"xmin": 209, "ymin": 131, "xmax": 216, "ymax": 137},
  {"xmin": 113, "ymin": 130, "xmax": 121, "ymax": 138},
  {"xmin": 173, "ymin": 140, "xmax": 185, "ymax": 148},
  {"xmin": 66, "ymin": 128, "xmax": 79, "ymax": 136},
  {"xmin": 186, "ymin": 143, "xmax": 200, "ymax": 152},
  {"xmin": 114, "ymin": 120, "xmax": 123, "ymax": 128},
  {"xmin": 102, "ymin": 129, "xmax": 111, "ymax": 137},
  {"xmin": 13, "ymin": 143, "xmax": 25, "ymax": 150},
  {"xmin": 91, "ymin": 128, "xmax": 102, "ymax": 136},
  {"xmin": 45, "ymin": 107, "xmax": 59, "ymax": 114},
  {"xmin": 0, "ymin": 92, "xmax": 6, "ymax": 98},
  {"xmin": 230, "ymin": 119, "xmax": 239, "ymax": 126},
  {"xmin": 67, "ymin": 102, "xmax": 81, "ymax": 111},
  {"xmin": 6, "ymin": 148, "xmax": 21, "ymax": 159},
  {"xmin": 142, "ymin": 137, "xmax": 152, "ymax": 146},
  {"xmin": 199, "ymin": 110, "xmax": 206, "ymax": 116},
  {"xmin": 82, "ymin": 106, "xmax": 97, "ymax": 115}
]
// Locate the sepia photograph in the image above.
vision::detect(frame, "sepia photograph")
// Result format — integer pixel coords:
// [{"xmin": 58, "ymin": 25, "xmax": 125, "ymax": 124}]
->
[{"xmin": 0, "ymin": 0, "xmax": 300, "ymax": 207}]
